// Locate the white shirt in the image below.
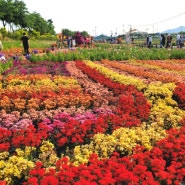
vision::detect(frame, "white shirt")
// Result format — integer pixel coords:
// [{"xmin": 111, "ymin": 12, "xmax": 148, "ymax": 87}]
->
[
  {"xmin": 176, "ymin": 34, "xmax": 180, "ymax": 40},
  {"xmin": 149, "ymin": 36, "xmax": 152, "ymax": 42}
]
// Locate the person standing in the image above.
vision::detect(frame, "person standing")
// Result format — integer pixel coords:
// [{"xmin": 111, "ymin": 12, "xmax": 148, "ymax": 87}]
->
[
  {"xmin": 21, "ymin": 32, "xmax": 29, "ymax": 55},
  {"xmin": 90, "ymin": 36, "xmax": 95, "ymax": 48},
  {"xmin": 176, "ymin": 34, "xmax": 180, "ymax": 48},
  {"xmin": 162, "ymin": 34, "xmax": 166, "ymax": 47},
  {"xmin": 160, "ymin": 34, "xmax": 163, "ymax": 48},
  {"xmin": 166, "ymin": 34, "xmax": 172, "ymax": 48},
  {"xmin": 179, "ymin": 34, "xmax": 184, "ymax": 48},
  {"xmin": 160, "ymin": 34, "xmax": 165, "ymax": 48},
  {"xmin": 71, "ymin": 36, "xmax": 76, "ymax": 48},
  {"xmin": 148, "ymin": 35, "xmax": 152, "ymax": 48},
  {"xmin": 57, "ymin": 35, "xmax": 63, "ymax": 49},
  {"xmin": 67, "ymin": 36, "xmax": 71, "ymax": 48}
]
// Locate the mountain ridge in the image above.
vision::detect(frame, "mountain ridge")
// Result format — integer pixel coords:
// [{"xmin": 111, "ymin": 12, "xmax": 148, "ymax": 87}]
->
[{"xmin": 161, "ymin": 26, "xmax": 185, "ymax": 34}]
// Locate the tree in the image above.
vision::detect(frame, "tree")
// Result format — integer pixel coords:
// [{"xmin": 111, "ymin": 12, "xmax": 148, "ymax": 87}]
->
[
  {"xmin": 28, "ymin": 12, "xmax": 54, "ymax": 35},
  {"xmin": 62, "ymin": 29, "xmax": 73, "ymax": 36},
  {"xmin": 80, "ymin": 31, "xmax": 89, "ymax": 37},
  {"xmin": 0, "ymin": 0, "xmax": 55, "ymax": 35},
  {"xmin": 13, "ymin": 0, "xmax": 28, "ymax": 31},
  {"xmin": 0, "ymin": 0, "xmax": 27, "ymax": 32},
  {"xmin": 20, "ymin": 12, "xmax": 55, "ymax": 35},
  {"xmin": 0, "ymin": 0, "xmax": 15, "ymax": 28},
  {"xmin": 46, "ymin": 19, "xmax": 55, "ymax": 35}
]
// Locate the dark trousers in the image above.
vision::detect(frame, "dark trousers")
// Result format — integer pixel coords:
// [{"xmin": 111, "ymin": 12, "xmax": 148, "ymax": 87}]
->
[{"xmin": 23, "ymin": 44, "xmax": 29, "ymax": 54}]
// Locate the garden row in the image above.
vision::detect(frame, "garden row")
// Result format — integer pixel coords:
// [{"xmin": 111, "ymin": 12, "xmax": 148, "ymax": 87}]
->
[{"xmin": 0, "ymin": 45, "xmax": 185, "ymax": 184}]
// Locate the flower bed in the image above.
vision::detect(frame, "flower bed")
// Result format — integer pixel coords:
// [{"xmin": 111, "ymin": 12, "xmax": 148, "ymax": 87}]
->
[{"xmin": 0, "ymin": 57, "xmax": 185, "ymax": 184}]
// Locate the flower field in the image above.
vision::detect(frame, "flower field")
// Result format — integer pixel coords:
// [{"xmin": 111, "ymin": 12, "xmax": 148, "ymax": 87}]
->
[{"xmin": 1, "ymin": 47, "xmax": 185, "ymax": 184}]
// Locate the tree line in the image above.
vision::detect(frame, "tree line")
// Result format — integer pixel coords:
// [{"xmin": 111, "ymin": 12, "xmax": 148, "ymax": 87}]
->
[{"xmin": 0, "ymin": 0, "xmax": 55, "ymax": 36}]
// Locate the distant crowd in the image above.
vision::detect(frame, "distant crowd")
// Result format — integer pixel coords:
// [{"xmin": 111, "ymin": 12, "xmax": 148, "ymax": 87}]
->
[
  {"xmin": 56, "ymin": 32, "xmax": 95, "ymax": 49},
  {"xmin": 146, "ymin": 33, "xmax": 184, "ymax": 48},
  {"xmin": 91, "ymin": 33, "xmax": 185, "ymax": 49}
]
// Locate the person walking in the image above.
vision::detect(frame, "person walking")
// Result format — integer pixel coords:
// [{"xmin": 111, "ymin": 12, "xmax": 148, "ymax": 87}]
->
[
  {"xmin": 21, "ymin": 32, "xmax": 29, "ymax": 55},
  {"xmin": 67, "ymin": 36, "xmax": 71, "ymax": 48}
]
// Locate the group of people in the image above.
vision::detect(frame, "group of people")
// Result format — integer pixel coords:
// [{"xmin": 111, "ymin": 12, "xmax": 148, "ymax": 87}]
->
[
  {"xmin": 66, "ymin": 36, "xmax": 76, "ymax": 49},
  {"xmin": 1, "ymin": 32, "xmax": 95, "ymax": 55},
  {"xmin": 160, "ymin": 33, "xmax": 184, "ymax": 48},
  {"xmin": 159, "ymin": 34, "xmax": 173, "ymax": 48},
  {"xmin": 56, "ymin": 34, "xmax": 95, "ymax": 49},
  {"xmin": 56, "ymin": 35, "xmax": 77, "ymax": 49},
  {"xmin": 56, "ymin": 35, "xmax": 75, "ymax": 49},
  {"xmin": 1, "ymin": 32, "xmax": 185, "ymax": 58},
  {"xmin": 146, "ymin": 33, "xmax": 184, "ymax": 49}
]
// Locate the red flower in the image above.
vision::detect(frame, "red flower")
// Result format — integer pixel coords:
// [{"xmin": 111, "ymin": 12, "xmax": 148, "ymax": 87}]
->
[
  {"xmin": 25, "ymin": 177, "xmax": 39, "ymax": 185},
  {"xmin": 0, "ymin": 143, "xmax": 10, "ymax": 151},
  {"xmin": 0, "ymin": 181, "xmax": 7, "ymax": 185}
]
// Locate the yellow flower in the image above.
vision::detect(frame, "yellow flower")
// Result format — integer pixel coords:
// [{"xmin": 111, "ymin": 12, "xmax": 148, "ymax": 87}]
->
[
  {"xmin": 0, "ymin": 160, "xmax": 6, "ymax": 170},
  {"xmin": 40, "ymin": 140, "xmax": 54, "ymax": 153},
  {"xmin": 16, "ymin": 149, "xmax": 24, "ymax": 157},
  {"xmin": 0, "ymin": 152, "xmax": 9, "ymax": 160},
  {"xmin": 25, "ymin": 146, "xmax": 36, "ymax": 156}
]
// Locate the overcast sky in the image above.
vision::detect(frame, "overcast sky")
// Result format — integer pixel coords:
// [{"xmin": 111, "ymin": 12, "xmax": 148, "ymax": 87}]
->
[{"xmin": 22, "ymin": 0, "xmax": 185, "ymax": 36}]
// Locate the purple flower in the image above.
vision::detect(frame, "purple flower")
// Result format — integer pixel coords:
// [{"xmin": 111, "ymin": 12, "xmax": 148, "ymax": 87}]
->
[
  {"xmin": 26, "ymin": 54, "xmax": 31, "ymax": 60},
  {"xmin": 0, "ymin": 53, "xmax": 4, "ymax": 57},
  {"xmin": 32, "ymin": 50, "xmax": 38, "ymax": 54}
]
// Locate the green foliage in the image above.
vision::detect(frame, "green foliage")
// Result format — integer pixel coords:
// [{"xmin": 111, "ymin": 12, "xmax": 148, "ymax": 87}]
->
[
  {"xmin": 80, "ymin": 31, "xmax": 90, "ymax": 37},
  {"xmin": 3, "ymin": 40, "xmax": 54, "ymax": 49},
  {"xmin": 8, "ymin": 31, "xmax": 55, "ymax": 41},
  {"xmin": 170, "ymin": 49, "xmax": 185, "ymax": 59},
  {"xmin": 62, "ymin": 29, "xmax": 90, "ymax": 37},
  {"xmin": 0, "ymin": 0, "xmax": 55, "ymax": 35},
  {"xmin": 0, "ymin": 27, "xmax": 7, "ymax": 40},
  {"xmin": 62, "ymin": 29, "xmax": 74, "ymax": 36},
  {"xmin": 2, "ymin": 40, "xmax": 21, "ymax": 49},
  {"xmin": 0, "ymin": 59, "xmax": 13, "ymax": 74},
  {"xmin": 28, "ymin": 44, "xmax": 185, "ymax": 62},
  {"xmin": 8, "ymin": 29, "xmax": 29, "ymax": 40},
  {"xmin": 39, "ymin": 34, "xmax": 57, "ymax": 41},
  {"xmin": 28, "ymin": 30, "xmax": 40, "ymax": 39}
]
